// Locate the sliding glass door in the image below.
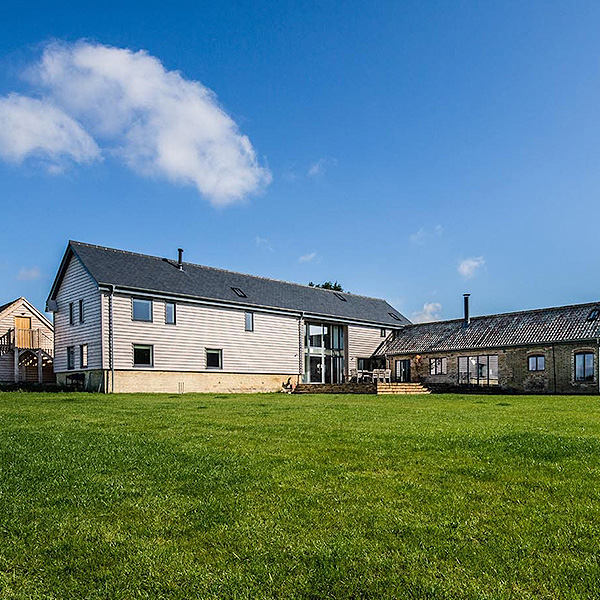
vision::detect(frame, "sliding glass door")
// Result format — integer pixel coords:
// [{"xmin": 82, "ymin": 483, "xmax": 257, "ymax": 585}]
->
[{"xmin": 304, "ymin": 322, "xmax": 345, "ymax": 383}]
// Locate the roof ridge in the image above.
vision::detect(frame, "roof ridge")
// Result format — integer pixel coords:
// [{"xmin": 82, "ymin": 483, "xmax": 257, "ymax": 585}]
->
[
  {"xmin": 69, "ymin": 240, "xmax": 401, "ymax": 307},
  {"xmin": 403, "ymin": 300, "xmax": 600, "ymax": 328}
]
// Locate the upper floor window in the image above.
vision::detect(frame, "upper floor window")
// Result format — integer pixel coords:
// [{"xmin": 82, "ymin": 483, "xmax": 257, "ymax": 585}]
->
[
  {"xmin": 79, "ymin": 299, "xmax": 85, "ymax": 324},
  {"xmin": 165, "ymin": 302, "xmax": 176, "ymax": 325},
  {"xmin": 132, "ymin": 298, "xmax": 152, "ymax": 322},
  {"xmin": 80, "ymin": 344, "xmax": 88, "ymax": 369},
  {"xmin": 380, "ymin": 328, "xmax": 387, "ymax": 337},
  {"xmin": 245, "ymin": 311, "xmax": 254, "ymax": 332},
  {"xmin": 575, "ymin": 352, "xmax": 595, "ymax": 382},
  {"xmin": 69, "ymin": 302, "xmax": 74, "ymax": 325},
  {"xmin": 528, "ymin": 355, "xmax": 545, "ymax": 371},
  {"xmin": 133, "ymin": 344, "xmax": 153, "ymax": 367},
  {"xmin": 67, "ymin": 346, "xmax": 74, "ymax": 370},
  {"xmin": 430, "ymin": 357, "xmax": 447, "ymax": 375},
  {"xmin": 206, "ymin": 348, "xmax": 223, "ymax": 369}
]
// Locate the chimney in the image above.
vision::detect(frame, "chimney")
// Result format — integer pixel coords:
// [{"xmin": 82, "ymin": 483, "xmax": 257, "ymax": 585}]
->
[
  {"xmin": 463, "ymin": 293, "xmax": 470, "ymax": 328},
  {"xmin": 177, "ymin": 248, "xmax": 184, "ymax": 270}
]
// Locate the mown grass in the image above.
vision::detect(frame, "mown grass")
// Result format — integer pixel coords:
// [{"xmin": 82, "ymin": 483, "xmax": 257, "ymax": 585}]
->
[{"xmin": 1, "ymin": 391, "xmax": 600, "ymax": 599}]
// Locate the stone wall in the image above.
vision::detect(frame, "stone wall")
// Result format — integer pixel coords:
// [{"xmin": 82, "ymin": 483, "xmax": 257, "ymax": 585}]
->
[{"xmin": 386, "ymin": 342, "xmax": 600, "ymax": 394}]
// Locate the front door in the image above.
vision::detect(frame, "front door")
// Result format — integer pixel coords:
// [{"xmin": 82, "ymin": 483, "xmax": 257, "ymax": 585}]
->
[
  {"xmin": 395, "ymin": 359, "xmax": 411, "ymax": 382},
  {"xmin": 15, "ymin": 316, "xmax": 32, "ymax": 348}
]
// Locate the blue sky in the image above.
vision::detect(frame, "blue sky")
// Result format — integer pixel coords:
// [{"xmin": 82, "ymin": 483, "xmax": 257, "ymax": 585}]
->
[{"xmin": 2, "ymin": 1, "xmax": 600, "ymax": 322}]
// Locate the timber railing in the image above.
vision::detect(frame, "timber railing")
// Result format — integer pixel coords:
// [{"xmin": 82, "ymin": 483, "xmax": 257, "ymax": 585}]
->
[{"xmin": 0, "ymin": 328, "xmax": 54, "ymax": 356}]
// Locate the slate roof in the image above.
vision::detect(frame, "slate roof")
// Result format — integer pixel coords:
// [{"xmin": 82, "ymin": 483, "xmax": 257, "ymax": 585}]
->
[
  {"xmin": 52, "ymin": 241, "xmax": 409, "ymax": 327},
  {"xmin": 0, "ymin": 299, "xmax": 17, "ymax": 314},
  {"xmin": 375, "ymin": 302, "xmax": 600, "ymax": 355}
]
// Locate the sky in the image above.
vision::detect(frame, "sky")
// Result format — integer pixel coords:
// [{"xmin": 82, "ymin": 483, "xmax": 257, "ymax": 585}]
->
[{"xmin": 1, "ymin": 1, "xmax": 600, "ymax": 322}]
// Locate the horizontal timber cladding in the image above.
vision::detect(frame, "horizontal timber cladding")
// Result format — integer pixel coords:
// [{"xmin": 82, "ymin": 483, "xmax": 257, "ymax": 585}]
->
[
  {"xmin": 347, "ymin": 324, "xmax": 387, "ymax": 371},
  {"xmin": 106, "ymin": 371, "xmax": 301, "ymax": 394},
  {"xmin": 386, "ymin": 342, "xmax": 600, "ymax": 394},
  {"xmin": 102, "ymin": 292, "xmax": 302, "ymax": 374},
  {"xmin": 53, "ymin": 256, "xmax": 103, "ymax": 373}
]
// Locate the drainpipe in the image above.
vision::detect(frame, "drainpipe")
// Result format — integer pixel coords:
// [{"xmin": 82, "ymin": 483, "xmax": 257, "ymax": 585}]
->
[
  {"xmin": 109, "ymin": 285, "xmax": 115, "ymax": 393},
  {"xmin": 552, "ymin": 343, "xmax": 557, "ymax": 394},
  {"xmin": 299, "ymin": 312, "xmax": 305, "ymax": 383}
]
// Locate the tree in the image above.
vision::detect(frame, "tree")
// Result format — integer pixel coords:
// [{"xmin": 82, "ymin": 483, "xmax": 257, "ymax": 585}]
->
[{"xmin": 308, "ymin": 281, "xmax": 344, "ymax": 291}]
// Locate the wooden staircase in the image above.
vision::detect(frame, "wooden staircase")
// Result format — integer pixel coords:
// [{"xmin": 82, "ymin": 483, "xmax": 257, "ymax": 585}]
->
[{"xmin": 376, "ymin": 382, "xmax": 431, "ymax": 395}]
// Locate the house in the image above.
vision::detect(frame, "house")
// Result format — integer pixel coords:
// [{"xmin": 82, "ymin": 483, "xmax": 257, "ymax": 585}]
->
[
  {"xmin": 46, "ymin": 241, "xmax": 409, "ymax": 393},
  {"xmin": 374, "ymin": 294, "xmax": 600, "ymax": 394},
  {"xmin": 0, "ymin": 297, "xmax": 54, "ymax": 385}
]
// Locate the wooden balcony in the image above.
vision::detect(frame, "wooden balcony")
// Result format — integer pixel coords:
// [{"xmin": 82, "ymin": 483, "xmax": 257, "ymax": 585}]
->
[
  {"xmin": 0, "ymin": 328, "xmax": 54, "ymax": 384},
  {"xmin": 0, "ymin": 328, "xmax": 53, "ymax": 356}
]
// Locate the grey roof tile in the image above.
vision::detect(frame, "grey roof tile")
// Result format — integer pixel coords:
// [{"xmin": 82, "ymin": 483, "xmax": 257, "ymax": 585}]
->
[{"xmin": 66, "ymin": 241, "xmax": 409, "ymax": 327}]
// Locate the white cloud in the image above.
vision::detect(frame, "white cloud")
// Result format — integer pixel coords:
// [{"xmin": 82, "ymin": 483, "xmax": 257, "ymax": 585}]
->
[
  {"xmin": 0, "ymin": 40, "xmax": 271, "ymax": 206},
  {"xmin": 409, "ymin": 224, "xmax": 443, "ymax": 245},
  {"xmin": 412, "ymin": 302, "xmax": 442, "ymax": 323},
  {"xmin": 17, "ymin": 266, "xmax": 41, "ymax": 281},
  {"xmin": 458, "ymin": 256, "xmax": 485, "ymax": 278},
  {"xmin": 298, "ymin": 252, "xmax": 317, "ymax": 263},
  {"xmin": 307, "ymin": 157, "xmax": 337, "ymax": 178},
  {"xmin": 0, "ymin": 94, "xmax": 99, "ymax": 169},
  {"xmin": 255, "ymin": 236, "xmax": 273, "ymax": 252}
]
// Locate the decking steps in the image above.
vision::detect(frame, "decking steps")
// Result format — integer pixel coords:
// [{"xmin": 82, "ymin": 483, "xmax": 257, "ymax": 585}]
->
[{"xmin": 376, "ymin": 382, "xmax": 431, "ymax": 395}]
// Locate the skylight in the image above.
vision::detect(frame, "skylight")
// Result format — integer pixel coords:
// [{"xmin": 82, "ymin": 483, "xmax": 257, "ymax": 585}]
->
[
  {"xmin": 587, "ymin": 308, "xmax": 599, "ymax": 321},
  {"xmin": 333, "ymin": 292, "xmax": 347, "ymax": 302},
  {"xmin": 389, "ymin": 312, "xmax": 402, "ymax": 321},
  {"xmin": 231, "ymin": 287, "xmax": 247, "ymax": 298}
]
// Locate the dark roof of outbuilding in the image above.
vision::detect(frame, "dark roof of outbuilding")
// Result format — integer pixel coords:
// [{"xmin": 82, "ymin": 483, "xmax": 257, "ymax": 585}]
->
[
  {"xmin": 375, "ymin": 302, "xmax": 600, "ymax": 355},
  {"xmin": 50, "ymin": 241, "xmax": 409, "ymax": 327},
  {"xmin": 0, "ymin": 299, "xmax": 17, "ymax": 314}
]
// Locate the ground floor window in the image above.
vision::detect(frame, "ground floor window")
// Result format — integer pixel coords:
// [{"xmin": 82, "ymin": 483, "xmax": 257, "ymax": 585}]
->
[
  {"xmin": 206, "ymin": 348, "xmax": 223, "ymax": 369},
  {"xmin": 575, "ymin": 352, "xmax": 594, "ymax": 382},
  {"xmin": 528, "ymin": 355, "xmax": 545, "ymax": 371},
  {"xmin": 80, "ymin": 344, "xmax": 88, "ymax": 369},
  {"xmin": 133, "ymin": 344, "xmax": 153, "ymax": 367},
  {"xmin": 430, "ymin": 357, "xmax": 447, "ymax": 375},
  {"xmin": 67, "ymin": 346, "xmax": 74, "ymax": 370},
  {"xmin": 304, "ymin": 322, "xmax": 345, "ymax": 384},
  {"xmin": 458, "ymin": 355, "xmax": 499, "ymax": 386}
]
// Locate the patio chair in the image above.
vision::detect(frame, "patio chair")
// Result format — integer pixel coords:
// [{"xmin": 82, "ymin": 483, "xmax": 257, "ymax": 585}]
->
[{"xmin": 384, "ymin": 369, "xmax": 392, "ymax": 383}]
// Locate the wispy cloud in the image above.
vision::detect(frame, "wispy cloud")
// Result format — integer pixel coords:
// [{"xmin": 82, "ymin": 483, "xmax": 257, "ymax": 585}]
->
[
  {"xmin": 409, "ymin": 224, "xmax": 443, "ymax": 245},
  {"xmin": 298, "ymin": 252, "xmax": 317, "ymax": 263},
  {"xmin": 458, "ymin": 256, "xmax": 485, "ymax": 278},
  {"xmin": 17, "ymin": 266, "xmax": 41, "ymax": 281},
  {"xmin": 0, "ymin": 40, "xmax": 271, "ymax": 206},
  {"xmin": 412, "ymin": 302, "xmax": 442, "ymax": 323},
  {"xmin": 255, "ymin": 236, "xmax": 273, "ymax": 252},
  {"xmin": 307, "ymin": 157, "xmax": 337, "ymax": 178}
]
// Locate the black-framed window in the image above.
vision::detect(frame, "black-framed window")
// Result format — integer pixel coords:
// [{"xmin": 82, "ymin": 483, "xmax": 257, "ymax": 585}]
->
[
  {"xmin": 79, "ymin": 299, "xmax": 85, "ymax": 324},
  {"xmin": 132, "ymin": 298, "xmax": 153, "ymax": 322},
  {"xmin": 80, "ymin": 344, "xmax": 88, "ymax": 368},
  {"xmin": 165, "ymin": 302, "xmax": 176, "ymax": 325},
  {"xmin": 133, "ymin": 344, "xmax": 153, "ymax": 367},
  {"xmin": 245, "ymin": 311, "xmax": 254, "ymax": 332},
  {"xmin": 69, "ymin": 302, "xmax": 74, "ymax": 325},
  {"xmin": 380, "ymin": 328, "xmax": 386, "ymax": 337},
  {"xmin": 528, "ymin": 355, "xmax": 545, "ymax": 371},
  {"xmin": 231, "ymin": 287, "xmax": 247, "ymax": 298},
  {"xmin": 575, "ymin": 352, "xmax": 595, "ymax": 382},
  {"xmin": 206, "ymin": 349, "xmax": 223, "ymax": 369},
  {"xmin": 430, "ymin": 357, "xmax": 447, "ymax": 375},
  {"xmin": 458, "ymin": 355, "xmax": 499, "ymax": 386},
  {"xmin": 66, "ymin": 346, "xmax": 74, "ymax": 370}
]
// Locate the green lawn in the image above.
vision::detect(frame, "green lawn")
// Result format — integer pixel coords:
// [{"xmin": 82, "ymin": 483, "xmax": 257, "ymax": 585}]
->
[{"xmin": 1, "ymin": 392, "xmax": 600, "ymax": 599}]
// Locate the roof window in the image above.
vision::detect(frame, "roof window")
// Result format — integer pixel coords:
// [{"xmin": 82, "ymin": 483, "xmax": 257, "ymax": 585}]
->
[
  {"xmin": 333, "ymin": 292, "xmax": 347, "ymax": 302},
  {"xmin": 389, "ymin": 312, "xmax": 402, "ymax": 321},
  {"xmin": 231, "ymin": 287, "xmax": 247, "ymax": 298},
  {"xmin": 587, "ymin": 308, "xmax": 599, "ymax": 321}
]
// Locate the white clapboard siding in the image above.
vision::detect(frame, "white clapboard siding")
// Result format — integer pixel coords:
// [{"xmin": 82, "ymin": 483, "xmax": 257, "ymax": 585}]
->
[
  {"xmin": 102, "ymin": 294, "xmax": 301, "ymax": 374},
  {"xmin": 0, "ymin": 299, "xmax": 53, "ymax": 382},
  {"xmin": 53, "ymin": 256, "xmax": 103, "ymax": 372},
  {"xmin": 347, "ymin": 324, "xmax": 386, "ymax": 370}
]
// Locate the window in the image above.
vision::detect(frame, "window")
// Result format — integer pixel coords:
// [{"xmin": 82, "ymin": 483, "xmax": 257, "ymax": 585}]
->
[
  {"xmin": 132, "ymin": 298, "xmax": 153, "ymax": 322},
  {"xmin": 588, "ymin": 309, "xmax": 599, "ymax": 321},
  {"xmin": 458, "ymin": 355, "xmax": 499, "ymax": 386},
  {"xmin": 67, "ymin": 346, "xmax": 74, "ymax": 370},
  {"xmin": 133, "ymin": 344, "xmax": 153, "ymax": 367},
  {"xmin": 69, "ymin": 302, "xmax": 74, "ymax": 325},
  {"xmin": 430, "ymin": 357, "xmax": 448, "ymax": 375},
  {"xmin": 79, "ymin": 299, "xmax": 85, "ymax": 323},
  {"xmin": 245, "ymin": 311, "xmax": 254, "ymax": 332},
  {"xmin": 380, "ymin": 328, "xmax": 387, "ymax": 337},
  {"xmin": 165, "ymin": 302, "xmax": 176, "ymax": 325},
  {"xmin": 231, "ymin": 287, "xmax": 247, "ymax": 298},
  {"xmin": 80, "ymin": 344, "xmax": 88, "ymax": 368},
  {"xmin": 389, "ymin": 312, "xmax": 402, "ymax": 321},
  {"xmin": 575, "ymin": 352, "xmax": 595, "ymax": 382},
  {"xmin": 528, "ymin": 355, "xmax": 545, "ymax": 371},
  {"xmin": 206, "ymin": 349, "xmax": 222, "ymax": 369},
  {"xmin": 333, "ymin": 292, "xmax": 347, "ymax": 302}
]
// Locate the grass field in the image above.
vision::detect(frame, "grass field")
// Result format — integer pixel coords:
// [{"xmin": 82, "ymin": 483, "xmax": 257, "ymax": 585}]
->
[{"xmin": 1, "ymin": 391, "xmax": 600, "ymax": 599}]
